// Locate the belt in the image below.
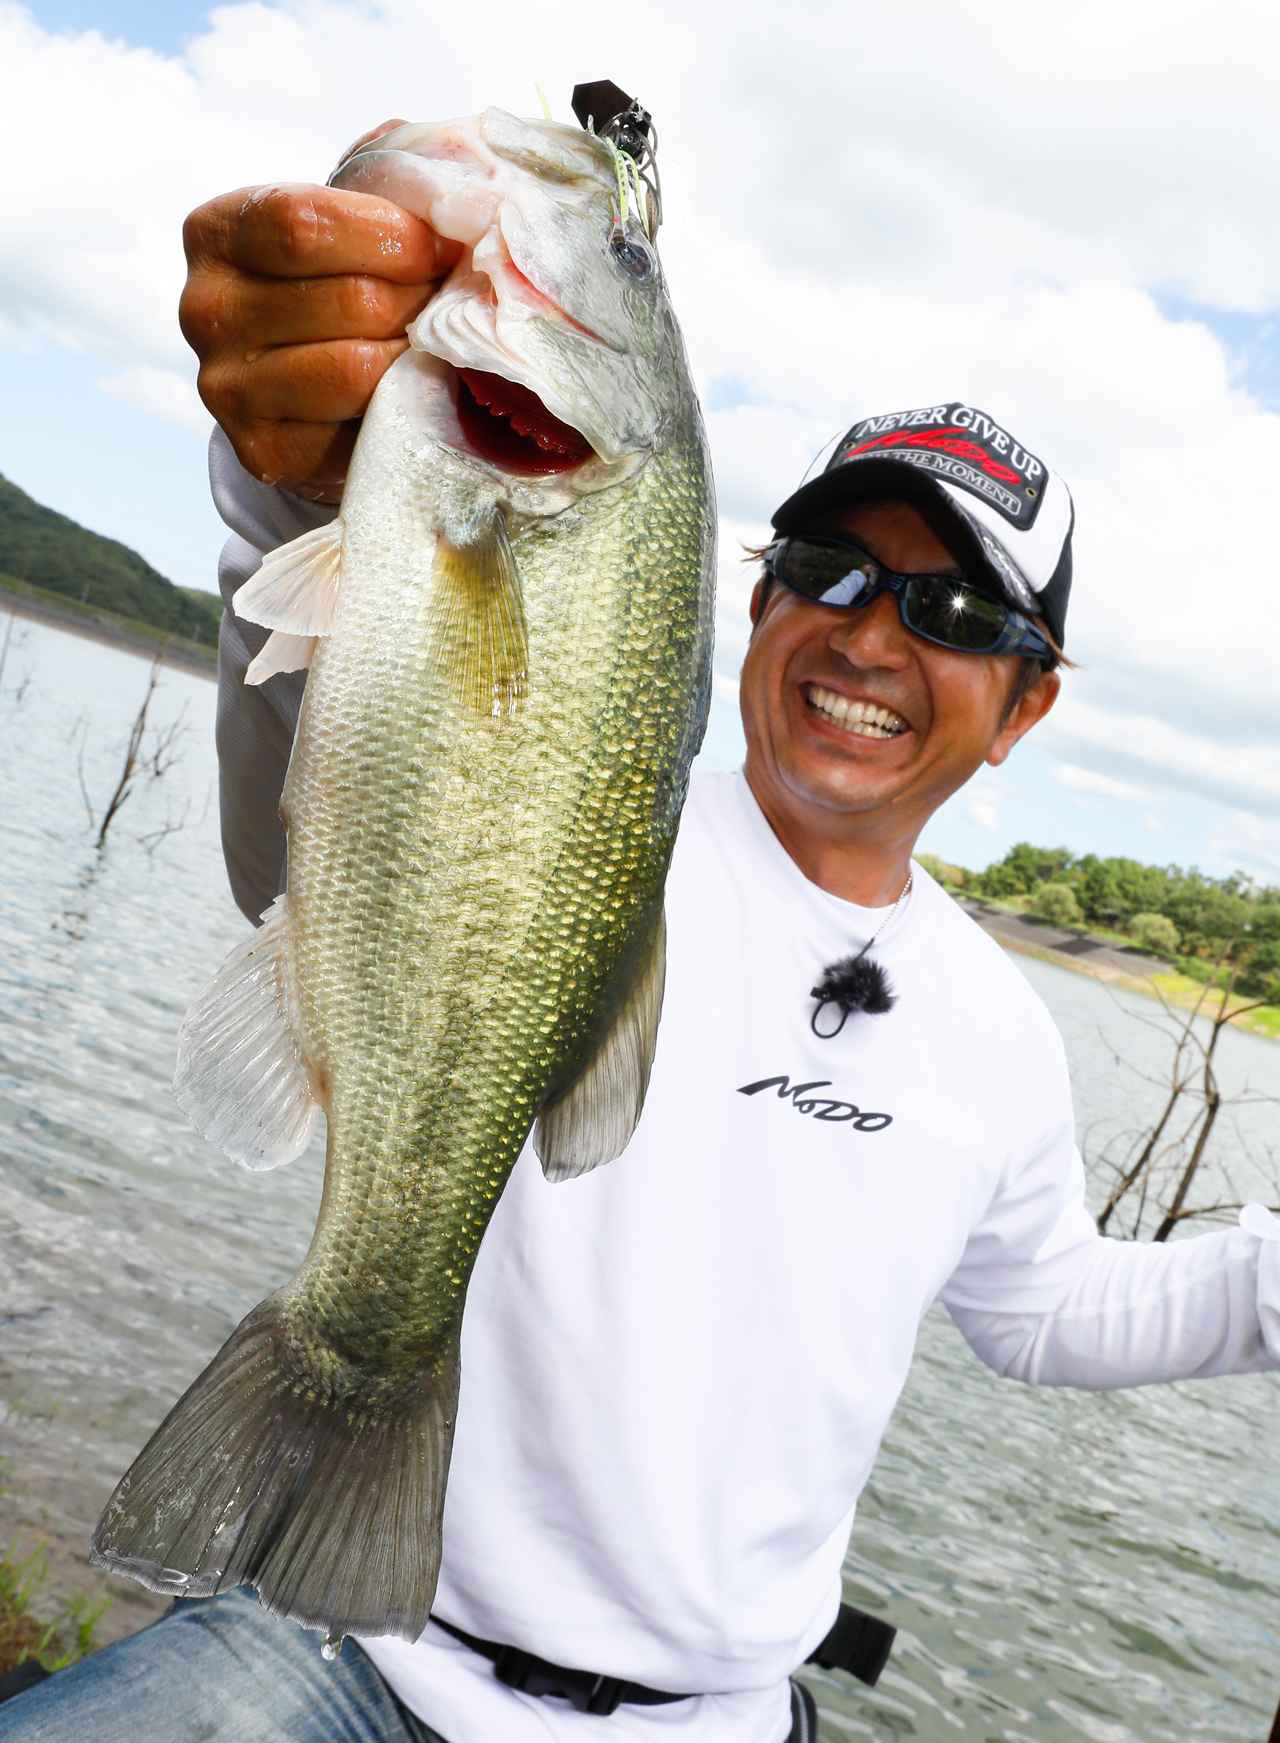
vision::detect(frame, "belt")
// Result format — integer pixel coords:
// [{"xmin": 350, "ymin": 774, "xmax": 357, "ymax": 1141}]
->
[{"xmin": 431, "ymin": 1602, "xmax": 896, "ymax": 1718}]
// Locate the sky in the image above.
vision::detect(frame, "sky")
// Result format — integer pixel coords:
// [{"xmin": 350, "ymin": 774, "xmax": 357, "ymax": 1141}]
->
[{"xmin": 2, "ymin": 0, "xmax": 1279, "ymax": 881}]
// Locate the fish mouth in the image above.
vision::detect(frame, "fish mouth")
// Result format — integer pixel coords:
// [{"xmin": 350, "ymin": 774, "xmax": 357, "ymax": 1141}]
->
[{"xmin": 453, "ymin": 367, "xmax": 595, "ymax": 477}]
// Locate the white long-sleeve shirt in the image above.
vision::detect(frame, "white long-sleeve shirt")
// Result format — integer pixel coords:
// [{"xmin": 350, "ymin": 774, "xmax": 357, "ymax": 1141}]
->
[{"xmin": 209, "ymin": 429, "xmax": 1280, "ymax": 1743}]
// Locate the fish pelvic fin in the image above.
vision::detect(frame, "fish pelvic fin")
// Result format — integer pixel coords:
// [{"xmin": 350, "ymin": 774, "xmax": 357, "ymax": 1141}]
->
[
  {"xmin": 235, "ymin": 519, "xmax": 342, "ymax": 687},
  {"xmin": 246, "ymin": 630, "xmax": 317, "ymax": 685},
  {"xmin": 173, "ymin": 893, "xmax": 318, "ymax": 1169},
  {"xmin": 428, "ymin": 512, "xmax": 529, "ymax": 718},
  {"xmin": 234, "ymin": 520, "xmax": 344, "ymax": 637},
  {"xmin": 535, "ymin": 908, "xmax": 667, "ymax": 1182},
  {"xmin": 90, "ymin": 1295, "xmax": 460, "ymax": 1642}
]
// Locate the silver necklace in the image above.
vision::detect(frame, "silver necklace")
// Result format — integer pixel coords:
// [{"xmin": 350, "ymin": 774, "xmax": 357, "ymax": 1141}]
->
[{"xmin": 810, "ymin": 870, "xmax": 914, "ymax": 1038}]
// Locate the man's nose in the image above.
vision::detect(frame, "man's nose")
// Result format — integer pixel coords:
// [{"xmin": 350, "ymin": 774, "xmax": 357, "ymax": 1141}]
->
[{"xmin": 827, "ymin": 591, "xmax": 912, "ymax": 668}]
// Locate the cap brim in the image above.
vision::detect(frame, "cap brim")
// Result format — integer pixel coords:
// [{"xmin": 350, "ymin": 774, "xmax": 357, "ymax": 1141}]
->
[{"xmin": 771, "ymin": 460, "xmax": 1032, "ymax": 623}]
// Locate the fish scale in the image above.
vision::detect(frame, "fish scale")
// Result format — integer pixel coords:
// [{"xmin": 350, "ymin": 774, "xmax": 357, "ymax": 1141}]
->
[
  {"xmin": 289, "ymin": 437, "xmax": 710, "ymax": 1348},
  {"xmin": 92, "ymin": 107, "xmax": 715, "ymax": 1643}
]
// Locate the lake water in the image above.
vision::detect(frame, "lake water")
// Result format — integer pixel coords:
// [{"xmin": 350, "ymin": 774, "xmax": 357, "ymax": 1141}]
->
[{"xmin": 1, "ymin": 616, "xmax": 1278, "ymax": 1738}]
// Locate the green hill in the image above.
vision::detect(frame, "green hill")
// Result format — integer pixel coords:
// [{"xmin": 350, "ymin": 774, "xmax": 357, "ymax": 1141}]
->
[{"xmin": 0, "ymin": 473, "xmax": 218, "ymax": 648}]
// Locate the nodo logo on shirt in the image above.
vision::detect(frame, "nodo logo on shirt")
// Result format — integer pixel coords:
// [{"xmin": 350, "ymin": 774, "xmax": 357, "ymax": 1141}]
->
[{"xmin": 738, "ymin": 1074, "xmax": 893, "ymax": 1133}]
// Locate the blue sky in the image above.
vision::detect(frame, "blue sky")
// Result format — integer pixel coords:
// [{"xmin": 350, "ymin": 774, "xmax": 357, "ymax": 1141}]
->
[
  {"xmin": 2, "ymin": 344, "xmax": 224, "ymax": 595},
  {"xmin": 28, "ymin": 0, "xmax": 215, "ymax": 55},
  {"xmin": 5, "ymin": 0, "xmax": 1279, "ymax": 886}
]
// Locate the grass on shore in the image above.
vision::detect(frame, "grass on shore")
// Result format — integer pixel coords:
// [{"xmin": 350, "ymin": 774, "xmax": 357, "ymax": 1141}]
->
[
  {"xmin": 1147, "ymin": 971, "xmax": 1280, "ymax": 1040},
  {"xmin": 964, "ymin": 894, "xmax": 1280, "ymax": 1039},
  {"xmin": 0, "ymin": 1466, "xmax": 109, "ymax": 1678},
  {"xmin": 0, "ymin": 571, "xmax": 216, "ymax": 671}
]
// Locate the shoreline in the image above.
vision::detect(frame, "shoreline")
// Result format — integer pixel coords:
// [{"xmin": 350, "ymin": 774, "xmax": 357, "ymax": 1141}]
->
[
  {"xmin": 963, "ymin": 902, "xmax": 1279, "ymax": 1040},
  {"xmin": 1, "ymin": 584, "xmax": 216, "ymax": 681}
]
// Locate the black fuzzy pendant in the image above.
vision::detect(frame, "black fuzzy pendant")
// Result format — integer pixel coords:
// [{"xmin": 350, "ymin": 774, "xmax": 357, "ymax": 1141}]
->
[{"xmin": 810, "ymin": 954, "xmax": 895, "ymax": 1038}]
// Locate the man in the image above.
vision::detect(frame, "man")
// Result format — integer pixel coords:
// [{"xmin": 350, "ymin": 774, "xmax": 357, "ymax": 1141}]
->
[{"xmin": 4, "ymin": 135, "xmax": 1279, "ymax": 1743}]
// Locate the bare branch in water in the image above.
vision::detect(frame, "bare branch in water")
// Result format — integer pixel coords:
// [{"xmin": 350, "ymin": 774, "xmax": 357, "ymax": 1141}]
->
[
  {"xmin": 136, "ymin": 797, "xmax": 194, "ymax": 858},
  {"xmin": 81, "ymin": 652, "xmax": 189, "ymax": 852},
  {"xmin": 1088, "ymin": 943, "xmax": 1278, "ymax": 1241},
  {"xmin": 74, "ymin": 721, "xmax": 95, "ymax": 830}
]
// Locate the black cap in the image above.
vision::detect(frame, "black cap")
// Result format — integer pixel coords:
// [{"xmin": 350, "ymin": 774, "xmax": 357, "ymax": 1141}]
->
[{"xmin": 772, "ymin": 401, "xmax": 1074, "ymax": 649}]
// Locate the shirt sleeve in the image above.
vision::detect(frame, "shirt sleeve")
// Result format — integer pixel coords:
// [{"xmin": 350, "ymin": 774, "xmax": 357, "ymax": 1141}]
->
[
  {"xmin": 209, "ymin": 427, "xmax": 336, "ymax": 923},
  {"xmin": 939, "ymin": 1025, "xmax": 1280, "ymax": 1388}
]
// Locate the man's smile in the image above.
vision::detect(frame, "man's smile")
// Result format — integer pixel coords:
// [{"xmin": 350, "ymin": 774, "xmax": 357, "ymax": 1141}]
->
[{"xmin": 802, "ymin": 683, "xmax": 912, "ymax": 742}]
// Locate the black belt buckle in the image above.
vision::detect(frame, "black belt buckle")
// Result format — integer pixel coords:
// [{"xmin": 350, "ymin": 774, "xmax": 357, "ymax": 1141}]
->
[{"xmin": 494, "ymin": 1644, "xmax": 626, "ymax": 1715}]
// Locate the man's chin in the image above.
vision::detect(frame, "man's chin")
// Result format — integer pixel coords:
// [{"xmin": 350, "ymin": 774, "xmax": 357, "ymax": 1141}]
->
[{"xmin": 777, "ymin": 755, "xmax": 910, "ymax": 818}]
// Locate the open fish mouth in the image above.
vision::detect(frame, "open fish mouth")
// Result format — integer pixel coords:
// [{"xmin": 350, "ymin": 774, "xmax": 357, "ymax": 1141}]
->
[{"xmin": 453, "ymin": 367, "xmax": 594, "ymax": 476}]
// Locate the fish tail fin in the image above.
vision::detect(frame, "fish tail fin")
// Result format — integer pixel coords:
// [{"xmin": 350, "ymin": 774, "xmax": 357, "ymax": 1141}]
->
[{"xmin": 90, "ymin": 1295, "xmax": 460, "ymax": 1641}]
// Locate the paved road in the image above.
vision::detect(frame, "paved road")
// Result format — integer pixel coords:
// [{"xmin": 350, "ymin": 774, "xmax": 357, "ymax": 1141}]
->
[{"xmin": 956, "ymin": 897, "xmax": 1171, "ymax": 981}]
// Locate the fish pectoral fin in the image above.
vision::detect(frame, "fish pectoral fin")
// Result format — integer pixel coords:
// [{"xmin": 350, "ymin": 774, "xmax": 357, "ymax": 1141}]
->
[
  {"xmin": 428, "ymin": 513, "xmax": 529, "ymax": 717},
  {"xmin": 245, "ymin": 630, "xmax": 318, "ymax": 686},
  {"xmin": 173, "ymin": 892, "xmax": 319, "ymax": 1169},
  {"xmin": 233, "ymin": 519, "xmax": 344, "ymax": 637},
  {"xmin": 534, "ymin": 910, "xmax": 667, "ymax": 1182}
]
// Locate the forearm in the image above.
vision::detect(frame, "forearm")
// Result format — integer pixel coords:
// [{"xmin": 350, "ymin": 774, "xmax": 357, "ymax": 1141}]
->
[
  {"xmin": 211, "ymin": 428, "xmax": 330, "ymax": 921},
  {"xmin": 947, "ymin": 1223, "xmax": 1280, "ymax": 1389}
]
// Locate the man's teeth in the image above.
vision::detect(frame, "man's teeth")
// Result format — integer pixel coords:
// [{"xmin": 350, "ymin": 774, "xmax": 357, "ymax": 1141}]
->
[{"xmin": 806, "ymin": 685, "xmax": 908, "ymax": 738}]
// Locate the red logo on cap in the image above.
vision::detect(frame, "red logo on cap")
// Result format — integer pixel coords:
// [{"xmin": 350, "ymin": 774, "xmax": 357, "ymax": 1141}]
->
[{"xmin": 844, "ymin": 428, "xmax": 1021, "ymax": 487}]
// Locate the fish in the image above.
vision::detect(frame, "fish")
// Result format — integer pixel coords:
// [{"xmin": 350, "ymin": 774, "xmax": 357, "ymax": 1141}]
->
[{"xmin": 90, "ymin": 107, "xmax": 716, "ymax": 1644}]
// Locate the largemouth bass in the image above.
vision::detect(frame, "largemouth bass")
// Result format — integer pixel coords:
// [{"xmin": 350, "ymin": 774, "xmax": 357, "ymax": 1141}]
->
[{"xmin": 91, "ymin": 108, "xmax": 716, "ymax": 1643}]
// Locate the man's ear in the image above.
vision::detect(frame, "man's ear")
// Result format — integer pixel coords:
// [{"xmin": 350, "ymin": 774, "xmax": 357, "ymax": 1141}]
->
[
  {"xmin": 749, "ymin": 576, "xmax": 772, "ymax": 628},
  {"xmin": 986, "ymin": 668, "xmax": 1060, "ymax": 768}
]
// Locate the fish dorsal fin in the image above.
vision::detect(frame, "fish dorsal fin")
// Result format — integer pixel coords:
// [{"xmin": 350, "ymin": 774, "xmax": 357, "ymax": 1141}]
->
[
  {"xmin": 233, "ymin": 520, "xmax": 344, "ymax": 637},
  {"xmin": 429, "ymin": 513, "xmax": 529, "ymax": 717},
  {"xmin": 173, "ymin": 893, "xmax": 319, "ymax": 1169},
  {"xmin": 535, "ymin": 911, "xmax": 667, "ymax": 1182}
]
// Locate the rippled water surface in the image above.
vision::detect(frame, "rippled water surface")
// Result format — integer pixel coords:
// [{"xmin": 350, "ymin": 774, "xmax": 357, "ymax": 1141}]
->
[{"xmin": 1, "ymin": 618, "xmax": 1278, "ymax": 1737}]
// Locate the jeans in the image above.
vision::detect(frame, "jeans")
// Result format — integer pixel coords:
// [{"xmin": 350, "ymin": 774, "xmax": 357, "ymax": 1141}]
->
[{"xmin": 0, "ymin": 1588, "xmax": 449, "ymax": 1743}]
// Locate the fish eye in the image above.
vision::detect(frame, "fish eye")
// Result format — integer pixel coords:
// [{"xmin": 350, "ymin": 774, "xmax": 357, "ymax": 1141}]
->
[{"xmin": 609, "ymin": 224, "xmax": 655, "ymax": 281}]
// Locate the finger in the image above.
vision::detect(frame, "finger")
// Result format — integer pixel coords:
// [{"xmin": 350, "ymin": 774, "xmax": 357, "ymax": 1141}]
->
[
  {"xmin": 232, "ymin": 418, "xmax": 361, "ymax": 495},
  {"xmin": 211, "ymin": 338, "xmax": 411, "ymax": 425},
  {"xmin": 187, "ymin": 182, "xmax": 459, "ymax": 285},
  {"xmin": 185, "ymin": 267, "xmax": 431, "ymax": 354}
]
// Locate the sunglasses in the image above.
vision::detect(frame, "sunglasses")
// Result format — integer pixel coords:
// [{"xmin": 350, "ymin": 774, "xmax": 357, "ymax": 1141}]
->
[{"xmin": 763, "ymin": 536, "xmax": 1052, "ymax": 663}]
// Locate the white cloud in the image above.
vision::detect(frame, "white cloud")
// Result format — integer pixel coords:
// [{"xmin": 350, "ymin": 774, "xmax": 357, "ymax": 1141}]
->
[
  {"xmin": 967, "ymin": 786, "xmax": 1002, "ymax": 832},
  {"xmin": 1054, "ymin": 763, "xmax": 1151, "ymax": 804},
  {"xmin": 1044, "ymin": 697, "xmax": 1280, "ymax": 812},
  {"xmin": 4, "ymin": 0, "xmax": 1280, "ymax": 870},
  {"xmin": 97, "ymin": 366, "xmax": 210, "ymax": 434},
  {"xmin": 1206, "ymin": 813, "xmax": 1280, "ymax": 884}
]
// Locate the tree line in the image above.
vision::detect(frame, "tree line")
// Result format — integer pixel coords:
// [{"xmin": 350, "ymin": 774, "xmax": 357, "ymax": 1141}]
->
[
  {"xmin": 919, "ymin": 841, "xmax": 1280, "ymax": 1002},
  {"xmin": 0, "ymin": 472, "xmax": 221, "ymax": 649}
]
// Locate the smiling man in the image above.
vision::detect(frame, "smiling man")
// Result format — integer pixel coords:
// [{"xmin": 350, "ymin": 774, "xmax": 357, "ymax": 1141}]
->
[
  {"xmin": 740, "ymin": 424, "xmax": 1066, "ymax": 908},
  {"xmin": 6, "ymin": 165, "xmax": 1280, "ymax": 1743}
]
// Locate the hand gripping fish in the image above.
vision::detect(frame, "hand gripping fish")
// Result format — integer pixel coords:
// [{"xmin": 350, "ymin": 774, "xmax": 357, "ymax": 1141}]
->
[{"xmin": 91, "ymin": 108, "xmax": 716, "ymax": 1644}]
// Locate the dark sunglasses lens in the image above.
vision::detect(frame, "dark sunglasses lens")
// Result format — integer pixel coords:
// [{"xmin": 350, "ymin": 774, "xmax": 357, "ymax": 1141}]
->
[
  {"xmin": 776, "ymin": 542, "xmax": 878, "ymax": 608},
  {"xmin": 905, "ymin": 577, "xmax": 1007, "ymax": 650}
]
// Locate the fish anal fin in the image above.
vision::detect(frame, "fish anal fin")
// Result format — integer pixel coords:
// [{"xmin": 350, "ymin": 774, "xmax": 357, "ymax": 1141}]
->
[
  {"xmin": 428, "ymin": 514, "xmax": 529, "ymax": 718},
  {"xmin": 535, "ymin": 911, "xmax": 667, "ymax": 1182},
  {"xmin": 173, "ymin": 893, "xmax": 319, "ymax": 1169},
  {"xmin": 233, "ymin": 519, "xmax": 344, "ymax": 637}
]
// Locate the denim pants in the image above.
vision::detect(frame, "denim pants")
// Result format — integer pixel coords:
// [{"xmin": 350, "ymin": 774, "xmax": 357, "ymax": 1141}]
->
[
  {"xmin": 0, "ymin": 1588, "xmax": 449, "ymax": 1743},
  {"xmin": 0, "ymin": 1588, "xmax": 819, "ymax": 1742}
]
